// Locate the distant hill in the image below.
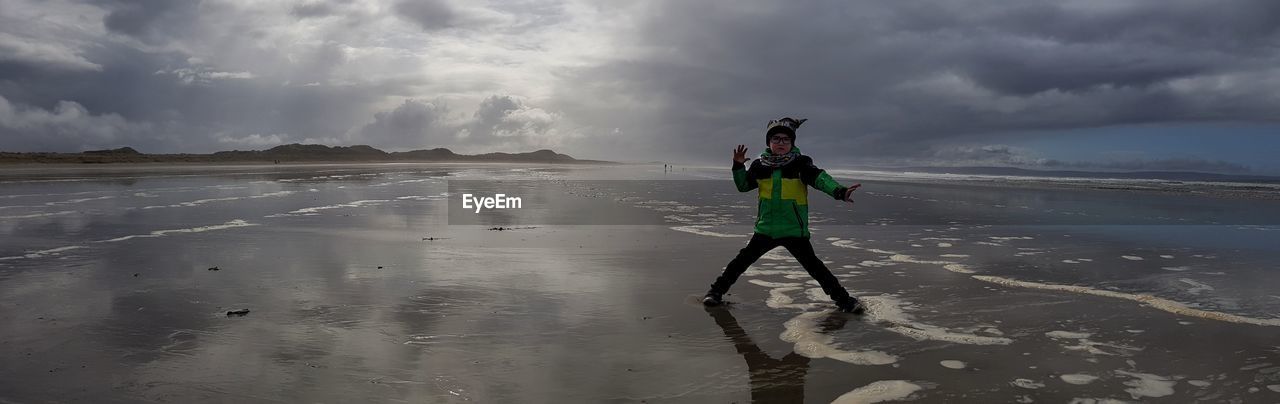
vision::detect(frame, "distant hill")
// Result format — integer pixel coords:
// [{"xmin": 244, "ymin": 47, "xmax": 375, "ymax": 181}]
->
[
  {"xmin": 390, "ymin": 148, "xmax": 459, "ymax": 160},
  {"xmin": 82, "ymin": 147, "xmax": 142, "ymax": 155},
  {"xmin": 0, "ymin": 144, "xmax": 614, "ymax": 165},
  {"xmin": 210, "ymin": 144, "xmax": 394, "ymax": 161},
  {"xmin": 468, "ymin": 149, "xmax": 577, "ymax": 163}
]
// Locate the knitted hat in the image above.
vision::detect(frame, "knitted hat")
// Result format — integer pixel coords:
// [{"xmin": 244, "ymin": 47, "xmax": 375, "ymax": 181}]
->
[{"xmin": 765, "ymin": 117, "xmax": 807, "ymax": 141}]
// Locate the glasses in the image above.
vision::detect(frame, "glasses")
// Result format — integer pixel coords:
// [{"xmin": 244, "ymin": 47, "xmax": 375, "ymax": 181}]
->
[{"xmin": 769, "ymin": 136, "xmax": 793, "ymax": 144}]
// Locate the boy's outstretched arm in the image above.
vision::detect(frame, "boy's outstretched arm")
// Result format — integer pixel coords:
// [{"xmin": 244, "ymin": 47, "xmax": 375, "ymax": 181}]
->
[
  {"xmin": 731, "ymin": 144, "xmax": 757, "ymax": 192},
  {"xmin": 800, "ymin": 157, "xmax": 860, "ymax": 202}
]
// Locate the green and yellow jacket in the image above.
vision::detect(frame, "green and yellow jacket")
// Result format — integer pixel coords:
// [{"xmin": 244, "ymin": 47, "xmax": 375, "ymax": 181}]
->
[{"xmin": 733, "ymin": 147, "xmax": 851, "ymax": 239}]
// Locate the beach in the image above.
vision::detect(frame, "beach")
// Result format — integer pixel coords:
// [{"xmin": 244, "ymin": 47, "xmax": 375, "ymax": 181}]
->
[{"xmin": 2, "ymin": 163, "xmax": 1279, "ymax": 403}]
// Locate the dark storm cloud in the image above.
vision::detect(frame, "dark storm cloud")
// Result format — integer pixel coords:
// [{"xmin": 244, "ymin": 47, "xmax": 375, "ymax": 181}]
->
[
  {"xmin": 355, "ymin": 99, "xmax": 450, "ymax": 149},
  {"xmin": 554, "ymin": 0, "xmax": 1280, "ymax": 164},
  {"xmin": 291, "ymin": 0, "xmax": 336, "ymax": 19},
  {"xmin": 393, "ymin": 0, "xmax": 458, "ymax": 31},
  {"xmin": 1, "ymin": 0, "xmax": 1277, "ymax": 169},
  {"xmin": 0, "ymin": 35, "xmax": 423, "ymax": 152},
  {"xmin": 0, "ymin": 36, "xmax": 102, "ymax": 72},
  {"xmin": 90, "ymin": 0, "xmax": 203, "ymax": 42},
  {"xmin": 0, "ymin": 40, "xmax": 181, "ymax": 151},
  {"xmin": 391, "ymin": 0, "xmax": 545, "ymax": 34},
  {"xmin": 0, "ymin": 0, "xmax": 438, "ymax": 152},
  {"xmin": 0, "ymin": 95, "xmax": 151, "ymax": 152},
  {"xmin": 1, "ymin": 0, "xmax": 566, "ymax": 153},
  {"xmin": 0, "ymin": 2, "xmax": 103, "ymax": 72}
]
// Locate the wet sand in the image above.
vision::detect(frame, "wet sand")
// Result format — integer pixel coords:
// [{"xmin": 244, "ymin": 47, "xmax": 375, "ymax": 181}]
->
[{"xmin": 2, "ymin": 163, "xmax": 1279, "ymax": 403}]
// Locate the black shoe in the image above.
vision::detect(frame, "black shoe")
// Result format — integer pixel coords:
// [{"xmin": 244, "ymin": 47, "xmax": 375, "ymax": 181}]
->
[
  {"xmin": 837, "ymin": 297, "xmax": 866, "ymax": 315},
  {"xmin": 702, "ymin": 293, "xmax": 723, "ymax": 306}
]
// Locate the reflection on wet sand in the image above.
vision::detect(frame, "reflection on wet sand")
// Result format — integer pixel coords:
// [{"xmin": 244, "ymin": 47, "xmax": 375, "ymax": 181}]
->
[
  {"xmin": 5, "ymin": 164, "xmax": 1280, "ymax": 402},
  {"xmin": 706, "ymin": 306, "xmax": 848, "ymax": 403}
]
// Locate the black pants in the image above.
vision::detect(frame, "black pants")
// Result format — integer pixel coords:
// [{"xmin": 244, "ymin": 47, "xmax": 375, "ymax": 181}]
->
[{"xmin": 708, "ymin": 233, "xmax": 851, "ymax": 302}]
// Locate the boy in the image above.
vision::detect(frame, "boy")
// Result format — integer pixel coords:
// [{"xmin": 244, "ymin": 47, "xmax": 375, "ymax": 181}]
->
[{"xmin": 702, "ymin": 117, "xmax": 866, "ymax": 314}]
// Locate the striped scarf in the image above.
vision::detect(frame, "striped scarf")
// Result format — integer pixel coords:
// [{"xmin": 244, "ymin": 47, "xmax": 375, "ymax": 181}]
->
[{"xmin": 758, "ymin": 150, "xmax": 799, "ymax": 167}]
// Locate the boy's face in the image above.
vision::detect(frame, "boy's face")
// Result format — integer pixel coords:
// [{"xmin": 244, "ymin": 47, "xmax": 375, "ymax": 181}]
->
[{"xmin": 768, "ymin": 134, "xmax": 793, "ymax": 155}]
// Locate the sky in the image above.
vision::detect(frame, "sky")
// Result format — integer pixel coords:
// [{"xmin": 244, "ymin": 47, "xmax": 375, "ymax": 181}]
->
[{"xmin": 1, "ymin": 0, "xmax": 1279, "ymax": 174}]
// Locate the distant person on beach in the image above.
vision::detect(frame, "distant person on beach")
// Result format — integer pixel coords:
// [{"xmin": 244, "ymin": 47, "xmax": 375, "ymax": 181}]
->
[{"xmin": 702, "ymin": 117, "xmax": 865, "ymax": 314}]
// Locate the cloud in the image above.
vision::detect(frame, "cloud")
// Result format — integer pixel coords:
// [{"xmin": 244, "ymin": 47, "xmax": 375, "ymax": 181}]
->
[
  {"xmin": 216, "ymin": 133, "xmax": 288, "ymax": 148},
  {"xmin": 0, "ymin": 94, "xmax": 152, "ymax": 152},
  {"xmin": 393, "ymin": 0, "xmax": 457, "ymax": 31},
  {"xmin": 350, "ymin": 95, "xmax": 565, "ymax": 152},
  {"xmin": 0, "ymin": 0, "xmax": 603, "ymax": 154},
  {"xmin": 0, "ymin": 32, "xmax": 102, "ymax": 71},
  {"xmin": 0, "ymin": 0, "xmax": 429, "ymax": 153},
  {"xmin": 353, "ymin": 99, "xmax": 451, "ymax": 149},
  {"xmin": 464, "ymin": 95, "xmax": 558, "ymax": 143},
  {"xmin": 926, "ymin": 143, "xmax": 1255, "ymax": 174},
  {"xmin": 1, "ymin": 0, "xmax": 1277, "ymax": 169},
  {"xmin": 92, "ymin": 0, "xmax": 203, "ymax": 43},
  {"xmin": 553, "ymin": 0, "xmax": 1280, "ymax": 162},
  {"xmin": 154, "ymin": 67, "xmax": 255, "ymax": 85},
  {"xmin": 290, "ymin": 1, "xmax": 336, "ymax": 19},
  {"xmin": 391, "ymin": 0, "xmax": 513, "ymax": 32}
]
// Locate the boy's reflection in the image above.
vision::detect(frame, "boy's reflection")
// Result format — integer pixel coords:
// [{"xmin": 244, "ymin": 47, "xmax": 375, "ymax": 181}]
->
[{"xmin": 706, "ymin": 307, "xmax": 849, "ymax": 403}]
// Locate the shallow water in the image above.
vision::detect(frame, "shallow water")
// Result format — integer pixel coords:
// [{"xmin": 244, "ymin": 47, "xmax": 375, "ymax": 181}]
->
[{"xmin": 2, "ymin": 163, "xmax": 1279, "ymax": 403}]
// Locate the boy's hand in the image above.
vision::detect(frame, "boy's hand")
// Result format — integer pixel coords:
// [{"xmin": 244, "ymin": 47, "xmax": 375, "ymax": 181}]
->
[
  {"xmin": 733, "ymin": 145, "xmax": 749, "ymax": 164},
  {"xmin": 841, "ymin": 183, "xmax": 862, "ymax": 203}
]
